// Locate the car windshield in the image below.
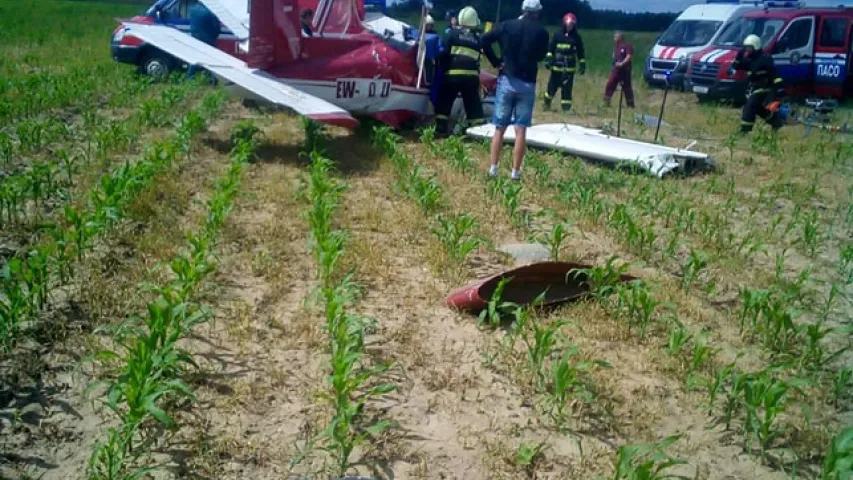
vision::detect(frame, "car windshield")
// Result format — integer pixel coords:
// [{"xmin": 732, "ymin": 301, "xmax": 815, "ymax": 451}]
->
[
  {"xmin": 717, "ymin": 17, "xmax": 785, "ymax": 47},
  {"xmin": 659, "ymin": 20, "xmax": 723, "ymax": 47}
]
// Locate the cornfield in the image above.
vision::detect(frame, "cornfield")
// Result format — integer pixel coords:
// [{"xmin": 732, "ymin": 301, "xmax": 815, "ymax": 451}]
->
[{"xmin": 2, "ymin": 1, "xmax": 851, "ymax": 479}]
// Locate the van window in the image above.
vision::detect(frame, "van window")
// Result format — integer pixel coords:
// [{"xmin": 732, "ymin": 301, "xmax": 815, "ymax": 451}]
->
[
  {"xmin": 773, "ymin": 17, "xmax": 813, "ymax": 53},
  {"xmin": 718, "ymin": 17, "xmax": 785, "ymax": 47},
  {"xmin": 659, "ymin": 20, "xmax": 723, "ymax": 48},
  {"xmin": 819, "ymin": 18, "xmax": 849, "ymax": 48}
]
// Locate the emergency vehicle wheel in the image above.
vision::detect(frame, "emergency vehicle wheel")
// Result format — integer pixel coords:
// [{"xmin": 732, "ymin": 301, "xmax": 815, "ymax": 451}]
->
[
  {"xmin": 140, "ymin": 50, "xmax": 173, "ymax": 79},
  {"xmin": 450, "ymin": 98, "xmax": 466, "ymax": 135}
]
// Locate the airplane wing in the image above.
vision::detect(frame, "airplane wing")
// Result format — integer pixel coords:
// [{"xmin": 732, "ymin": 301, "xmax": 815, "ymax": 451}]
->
[
  {"xmin": 123, "ymin": 22, "xmax": 358, "ymax": 129},
  {"xmin": 200, "ymin": 0, "xmax": 249, "ymax": 40}
]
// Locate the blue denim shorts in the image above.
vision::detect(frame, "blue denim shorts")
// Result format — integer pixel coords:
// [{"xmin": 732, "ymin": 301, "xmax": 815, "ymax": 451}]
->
[{"xmin": 492, "ymin": 75, "xmax": 536, "ymax": 128}]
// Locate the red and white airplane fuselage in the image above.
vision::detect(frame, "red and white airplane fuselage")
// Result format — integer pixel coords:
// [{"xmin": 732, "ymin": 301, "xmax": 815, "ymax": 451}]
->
[{"xmin": 115, "ymin": 0, "xmax": 494, "ymax": 129}]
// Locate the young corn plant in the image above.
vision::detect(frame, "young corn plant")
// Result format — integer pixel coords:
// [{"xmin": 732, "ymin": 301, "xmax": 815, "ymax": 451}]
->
[
  {"xmin": 570, "ymin": 256, "xmax": 629, "ymax": 301},
  {"xmin": 613, "ymin": 281, "xmax": 665, "ymax": 340},
  {"xmin": 501, "ymin": 179, "xmax": 524, "ymax": 226},
  {"xmin": 419, "ymin": 125, "xmax": 436, "ymax": 152},
  {"xmin": 548, "ymin": 344, "xmax": 609, "ymax": 429},
  {"xmin": 833, "ymin": 368, "xmax": 851, "ymax": 408},
  {"xmin": 86, "ymin": 422, "xmax": 153, "ymax": 480},
  {"xmin": 478, "ymin": 277, "xmax": 516, "ymax": 328},
  {"xmin": 499, "ymin": 295, "xmax": 543, "ymax": 360},
  {"xmin": 322, "ymin": 301, "xmax": 396, "ymax": 476},
  {"xmin": 685, "ymin": 330, "xmax": 716, "ymax": 391},
  {"xmin": 800, "ymin": 210, "xmax": 823, "ymax": 258},
  {"xmin": 532, "ymin": 215, "xmax": 573, "ymax": 261},
  {"xmin": 757, "ymin": 297, "xmax": 799, "ymax": 354},
  {"xmin": 738, "ymin": 287, "xmax": 770, "ymax": 334},
  {"xmin": 838, "ymin": 242, "xmax": 853, "ymax": 285},
  {"xmin": 821, "ymin": 427, "xmax": 853, "ymax": 480},
  {"xmin": 307, "ymin": 130, "xmax": 396, "ymax": 474},
  {"xmin": 798, "ymin": 320, "xmax": 845, "ymax": 372},
  {"xmin": 666, "ymin": 318, "xmax": 692, "ymax": 357},
  {"xmin": 431, "ymin": 213, "xmax": 484, "ymax": 264},
  {"xmin": 515, "ymin": 441, "xmax": 546, "ymax": 477},
  {"xmin": 707, "ymin": 360, "xmax": 737, "ymax": 416},
  {"xmin": 442, "ymin": 135, "xmax": 475, "ymax": 173},
  {"xmin": 612, "ymin": 435, "xmax": 690, "ymax": 480},
  {"xmin": 722, "ymin": 371, "xmax": 748, "ymax": 431},
  {"xmin": 526, "ymin": 150, "xmax": 553, "ymax": 187},
  {"xmin": 520, "ymin": 317, "xmax": 566, "ymax": 390},
  {"xmin": 742, "ymin": 372, "xmax": 799, "ymax": 459},
  {"xmin": 680, "ymin": 248, "xmax": 710, "ymax": 290},
  {"xmin": 1, "ymin": 261, "xmax": 29, "ymax": 352},
  {"xmin": 406, "ymin": 165, "xmax": 444, "ymax": 213}
]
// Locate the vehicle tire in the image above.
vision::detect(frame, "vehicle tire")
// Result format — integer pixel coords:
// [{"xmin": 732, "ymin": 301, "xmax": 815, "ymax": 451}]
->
[
  {"xmin": 139, "ymin": 50, "xmax": 174, "ymax": 80},
  {"xmin": 450, "ymin": 97, "xmax": 466, "ymax": 135}
]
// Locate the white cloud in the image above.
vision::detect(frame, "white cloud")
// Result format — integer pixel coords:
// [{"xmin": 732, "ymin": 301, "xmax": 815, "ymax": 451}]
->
[{"xmin": 586, "ymin": 0, "xmax": 853, "ymax": 13}]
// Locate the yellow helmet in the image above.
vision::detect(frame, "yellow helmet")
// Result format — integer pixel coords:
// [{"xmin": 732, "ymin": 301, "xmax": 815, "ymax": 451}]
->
[
  {"xmin": 743, "ymin": 34, "xmax": 761, "ymax": 50},
  {"xmin": 458, "ymin": 6, "xmax": 480, "ymax": 29}
]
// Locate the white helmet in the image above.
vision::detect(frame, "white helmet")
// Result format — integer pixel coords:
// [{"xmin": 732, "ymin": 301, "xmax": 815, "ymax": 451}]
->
[
  {"xmin": 743, "ymin": 34, "xmax": 761, "ymax": 50},
  {"xmin": 522, "ymin": 0, "xmax": 542, "ymax": 12},
  {"xmin": 458, "ymin": 6, "xmax": 480, "ymax": 29},
  {"xmin": 425, "ymin": 14, "xmax": 435, "ymax": 26}
]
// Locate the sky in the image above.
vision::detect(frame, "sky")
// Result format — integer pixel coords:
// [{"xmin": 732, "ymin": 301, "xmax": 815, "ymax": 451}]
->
[{"xmin": 586, "ymin": 0, "xmax": 853, "ymax": 13}]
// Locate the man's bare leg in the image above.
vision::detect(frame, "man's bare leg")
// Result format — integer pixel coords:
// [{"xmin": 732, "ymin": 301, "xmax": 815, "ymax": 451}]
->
[
  {"xmin": 511, "ymin": 125, "xmax": 526, "ymax": 180},
  {"xmin": 489, "ymin": 126, "xmax": 507, "ymax": 177}
]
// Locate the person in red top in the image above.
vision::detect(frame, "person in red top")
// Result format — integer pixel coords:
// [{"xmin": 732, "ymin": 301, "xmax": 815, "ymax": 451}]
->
[{"xmin": 603, "ymin": 31, "xmax": 635, "ymax": 108}]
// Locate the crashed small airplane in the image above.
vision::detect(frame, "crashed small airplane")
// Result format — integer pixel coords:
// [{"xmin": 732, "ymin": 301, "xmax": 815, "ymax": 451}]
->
[{"xmin": 114, "ymin": 0, "xmax": 497, "ymax": 129}]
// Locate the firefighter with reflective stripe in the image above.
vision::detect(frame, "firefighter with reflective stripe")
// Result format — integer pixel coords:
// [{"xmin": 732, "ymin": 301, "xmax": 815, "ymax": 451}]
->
[
  {"xmin": 435, "ymin": 6, "xmax": 486, "ymax": 136},
  {"xmin": 730, "ymin": 34, "xmax": 785, "ymax": 133},
  {"xmin": 544, "ymin": 13, "xmax": 585, "ymax": 112}
]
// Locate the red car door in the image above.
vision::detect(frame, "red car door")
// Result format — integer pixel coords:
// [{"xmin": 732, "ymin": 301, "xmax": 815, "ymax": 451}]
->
[{"xmin": 814, "ymin": 14, "xmax": 851, "ymax": 98}]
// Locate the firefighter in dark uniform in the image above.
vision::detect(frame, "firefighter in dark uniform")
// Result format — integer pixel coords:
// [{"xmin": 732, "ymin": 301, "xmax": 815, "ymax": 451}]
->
[
  {"xmin": 544, "ymin": 13, "xmax": 585, "ymax": 112},
  {"xmin": 435, "ymin": 6, "xmax": 485, "ymax": 136},
  {"xmin": 730, "ymin": 34, "xmax": 785, "ymax": 133}
]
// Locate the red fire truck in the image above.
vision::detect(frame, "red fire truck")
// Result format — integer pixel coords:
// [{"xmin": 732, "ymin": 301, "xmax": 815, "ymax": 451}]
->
[{"xmin": 684, "ymin": 1, "xmax": 853, "ymax": 103}]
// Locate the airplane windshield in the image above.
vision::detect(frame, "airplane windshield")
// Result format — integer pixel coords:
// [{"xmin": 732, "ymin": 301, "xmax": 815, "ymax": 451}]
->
[
  {"xmin": 659, "ymin": 20, "xmax": 723, "ymax": 47},
  {"xmin": 717, "ymin": 17, "xmax": 785, "ymax": 47}
]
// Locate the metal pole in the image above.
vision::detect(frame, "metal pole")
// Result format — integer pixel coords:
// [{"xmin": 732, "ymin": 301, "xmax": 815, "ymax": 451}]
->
[
  {"xmin": 617, "ymin": 87, "xmax": 623, "ymax": 137},
  {"xmin": 654, "ymin": 79, "xmax": 670, "ymax": 143},
  {"xmin": 496, "ymin": 0, "xmax": 502, "ymax": 23},
  {"xmin": 415, "ymin": 5, "xmax": 427, "ymax": 89}
]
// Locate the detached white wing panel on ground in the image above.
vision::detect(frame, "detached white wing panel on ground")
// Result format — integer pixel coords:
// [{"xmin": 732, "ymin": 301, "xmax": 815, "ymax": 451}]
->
[
  {"xmin": 200, "ymin": 0, "xmax": 249, "ymax": 39},
  {"xmin": 122, "ymin": 23, "xmax": 358, "ymax": 129},
  {"xmin": 466, "ymin": 123, "xmax": 713, "ymax": 177}
]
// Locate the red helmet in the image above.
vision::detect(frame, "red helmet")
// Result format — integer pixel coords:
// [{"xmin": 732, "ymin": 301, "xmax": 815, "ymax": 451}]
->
[{"xmin": 563, "ymin": 13, "xmax": 576, "ymax": 26}]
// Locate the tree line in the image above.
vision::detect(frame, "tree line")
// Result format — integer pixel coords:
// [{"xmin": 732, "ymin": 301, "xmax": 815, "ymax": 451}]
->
[{"xmin": 391, "ymin": 0, "xmax": 678, "ymax": 32}]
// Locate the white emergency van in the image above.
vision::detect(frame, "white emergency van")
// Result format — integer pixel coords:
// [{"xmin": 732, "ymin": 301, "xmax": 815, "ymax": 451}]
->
[{"xmin": 644, "ymin": 0, "xmax": 761, "ymax": 89}]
